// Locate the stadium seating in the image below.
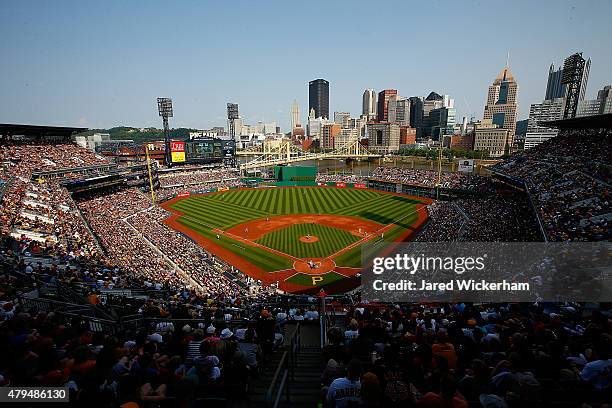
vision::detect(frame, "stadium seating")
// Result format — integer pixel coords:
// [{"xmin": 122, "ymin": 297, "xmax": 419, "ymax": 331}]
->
[{"xmin": 492, "ymin": 127, "xmax": 610, "ymax": 241}]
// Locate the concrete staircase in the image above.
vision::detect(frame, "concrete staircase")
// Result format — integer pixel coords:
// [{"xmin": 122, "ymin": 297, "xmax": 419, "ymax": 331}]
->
[
  {"xmin": 281, "ymin": 344, "xmax": 323, "ymax": 408},
  {"xmin": 245, "ymin": 349, "xmax": 290, "ymax": 408},
  {"xmin": 231, "ymin": 322, "xmax": 322, "ymax": 408}
]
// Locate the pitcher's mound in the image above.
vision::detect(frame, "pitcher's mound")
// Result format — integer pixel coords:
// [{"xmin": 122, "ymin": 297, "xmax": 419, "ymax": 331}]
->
[
  {"xmin": 293, "ymin": 258, "xmax": 336, "ymax": 274},
  {"xmin": 299, "ymin": 235, "xmax": 319, "ymax": 243}
]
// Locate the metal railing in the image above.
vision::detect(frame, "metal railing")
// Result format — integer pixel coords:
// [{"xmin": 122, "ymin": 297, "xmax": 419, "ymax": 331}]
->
[
  {"xmin": 266, "ymin": 351, "xmax": 289, "ymax": 408},
  {"xmin": 265, "ymin": 323, "xmax": 302, "ymax": 408},
  {"xmin": 288, "ymin": 323, "xmax": 301, "ymax": 380},
  {"xmin": 18, "ymin": 296, "xmax": 121, "ymax": 334},
  {"xmin": 56, "ymin": 281, "xmax": 115, "ymax": 320},
  {"xmin": 525, "ymin": 183, "xmax": 549, "ymax": 242},
  {"xmin": 17, "ymin": 293, "xmax": 309, "ymax": 337}
]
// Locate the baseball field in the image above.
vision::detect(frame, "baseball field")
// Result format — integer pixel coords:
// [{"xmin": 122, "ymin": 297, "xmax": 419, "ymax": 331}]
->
[{"xmin": 161, "ymin": 186, "xmax": 429, "ymax": 293}]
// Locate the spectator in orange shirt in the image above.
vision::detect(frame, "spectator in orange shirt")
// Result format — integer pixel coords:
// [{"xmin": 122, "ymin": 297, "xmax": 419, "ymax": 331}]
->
[
  {"xmin": 431, "ymin": 330, "xmax": 457, "ymax": 370},
  {"xmin": 417, "ymin": 374, "xmax": 468, "ymax": 408},
  {"xmin": 87, "ymin": 292, "xmax": 101, "ymax": 305}
]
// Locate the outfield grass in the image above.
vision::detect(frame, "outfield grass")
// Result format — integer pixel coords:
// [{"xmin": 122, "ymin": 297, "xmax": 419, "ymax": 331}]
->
[
  {"xmin": 170, "ymin": 187, "xmax": 421, "ymax": 229},
  {"xmin": 256, "ymin": 223, "xmax": 360, "ymax": 258},
  {"xmin": 176, "ymin": 216, "xmax": 294, "ymax": 271},
  {"xmin": 167, "ymin": 187, "xmax": 422, "ymax": 272}
]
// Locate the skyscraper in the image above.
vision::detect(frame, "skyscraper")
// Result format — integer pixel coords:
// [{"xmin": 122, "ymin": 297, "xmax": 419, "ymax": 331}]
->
[
  {"xmin": 525, "ymin": 98, "xmax": 564, "ymax": 149},
  {"xmin": 362, "ymin": 89, "xmax": 377, "ymax": 118},
  {"xmin": 580, "ymin": 57, "xmax": 591, "ymax": 102},
  {"xmin": 483, "ymin": 66, "xmax": 518, "ymax": 145},
  {"xmin": 545, "ymin": 63, "xmax": 566, "ymax": 100},
  {"xmin": 309, "ymin": 79, "xmax": 329, "ymax": 119},
  {"xmin": 333, "ymin": 111, "xmax": 351, "ymax": 127},
  {"xmin": 367, "ymin": 122, "xmax": 400, "ymax": 154},
  {"xmin": 422, "ymin": 92, "xmax": 454, "ymax": 138},
  {"xmin": 321, "ymin": 123, "xmax": 341, "ymax": 149},
  {"xmin": 600, "ymin": 85, "xmax": 612, "ymax": 114},
  {"xmin": 387, "ymin": 95, "xmax": 410, "ymax": 126},
  {"xmin": 428, "ymin": 106, "xmax": 456, "ymax": 140},
  {"xmin": 409, "ymin": 97, "xmax": 424, "ymax": 138},
  {"xmin": 291, "ymin": 100, "xmax": 300, "ymax": 130},
  {"xmin": 577, "ymin": 85, "xmax": 612, "ymax": 117},
  {"xmin": 377, "ymin": 89, "xmax": 398, "ymax": 122}
]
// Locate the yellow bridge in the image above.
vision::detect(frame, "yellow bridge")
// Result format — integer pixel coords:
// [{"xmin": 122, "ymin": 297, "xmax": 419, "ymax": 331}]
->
[{"xmin": 237, "ymin": 139, "xmax": 380, "ymax": 172}]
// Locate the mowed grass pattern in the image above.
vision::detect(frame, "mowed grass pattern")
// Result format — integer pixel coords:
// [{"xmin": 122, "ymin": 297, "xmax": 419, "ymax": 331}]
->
[
  {"xmin": 256, "ymin": 223, "xmax": 360, "ymax": 258},
  {"xmin": 176, "ymin": 216, "xmax": 293, "ymax": 271},
  {"xmin": 167, "ymin": 187, "xmax": 422, "ymax": 270},
  {"xmin": 170, "ymin": 187, "xmax": 420, "ymax": 230}
]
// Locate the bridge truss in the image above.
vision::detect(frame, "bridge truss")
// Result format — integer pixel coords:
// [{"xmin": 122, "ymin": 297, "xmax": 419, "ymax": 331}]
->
[{"xmin": 238, "ymin": 139, "xmax": 380, "ymax": 172}]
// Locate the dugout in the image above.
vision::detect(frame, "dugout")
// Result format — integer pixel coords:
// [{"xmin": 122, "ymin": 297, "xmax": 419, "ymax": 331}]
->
[{"xmin": 274, "ymin": 166, "xmax": 317, "ymax": 186}]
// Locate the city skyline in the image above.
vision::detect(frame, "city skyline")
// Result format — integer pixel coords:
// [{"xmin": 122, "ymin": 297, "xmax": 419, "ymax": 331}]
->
[{"xmin": 1, "ymin": 0, "xmax": 611, "ymax": 132}]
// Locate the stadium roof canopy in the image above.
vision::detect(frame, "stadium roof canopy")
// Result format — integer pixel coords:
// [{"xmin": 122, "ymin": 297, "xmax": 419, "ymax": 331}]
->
[
  {"xmin": 0, "ymin": 123, "xmax": 88, "ymax": 141},
  {"xmin": 542, "ymin": 113, "xmax": 612, "ymax": 129}
]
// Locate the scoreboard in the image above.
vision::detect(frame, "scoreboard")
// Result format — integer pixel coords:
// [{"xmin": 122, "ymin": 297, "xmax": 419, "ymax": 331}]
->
[{"xmin": 184, "ymin": 138, "xmax": 235, "ymax": 163}]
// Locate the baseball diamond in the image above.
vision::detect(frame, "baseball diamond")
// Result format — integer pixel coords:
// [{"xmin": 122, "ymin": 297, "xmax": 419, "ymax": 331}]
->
[{"xmin": 161, "ymin": 186, "xmax": 430, "ymax": 293}]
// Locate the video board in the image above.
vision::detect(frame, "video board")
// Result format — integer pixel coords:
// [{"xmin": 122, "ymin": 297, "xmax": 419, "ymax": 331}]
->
[{"xmin": 185, "ymin": 138, "xmax": 235, "ymax": 162}]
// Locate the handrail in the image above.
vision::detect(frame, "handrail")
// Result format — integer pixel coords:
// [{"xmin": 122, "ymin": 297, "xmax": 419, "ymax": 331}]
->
[
  {"xmin": 265, "ymin": 351, "xmax": 290, "ymax": 408},
  {"xmin": 525, "ymin": 183, "xmax": 549, "ymax": 242},
  {"xmin": 56, "ymin": 281, "xmax": 115, "ymax": 320},
  {"xmin": 320, "ymin": 297, "xmax": 327, "ymax": 349},
  {"xmin": 289, "ymin": 323, "xmax": 301, "ymax": 379}
]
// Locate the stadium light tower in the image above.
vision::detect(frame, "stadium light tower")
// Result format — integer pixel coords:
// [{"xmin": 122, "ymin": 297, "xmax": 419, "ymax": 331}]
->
[
  {"xmin": 227, "ymin": 103, "xmax": 239, "ymax": 140},
  {"xmin": 561, "ymin": 53, "xmax": 586, "ymax": 119},
  {"xmin": 157, "ymin": 97, "xmax": 173, "ymax": 166}
]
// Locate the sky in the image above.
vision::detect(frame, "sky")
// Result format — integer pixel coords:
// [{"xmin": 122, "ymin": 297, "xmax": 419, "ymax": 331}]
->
[{"xmin": 1, "ymin": 0, "xmax": 611, "ymax": 132}]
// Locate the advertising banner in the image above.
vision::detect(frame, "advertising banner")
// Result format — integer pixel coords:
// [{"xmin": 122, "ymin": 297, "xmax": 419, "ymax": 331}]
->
[
  {"xmin": 457, "ymin": 159, "xmax": 474, "ymax": 173},
  {"xmin": 171, "ymin": 141, "xmax": 186, "ymax": 163},
  {"xmin": 336, "ymin": 182, "xmax": 346, "ymax": 188},
  {"xmin": 354, "ymin": 183, "xmax": 367, "ymax": 189}
]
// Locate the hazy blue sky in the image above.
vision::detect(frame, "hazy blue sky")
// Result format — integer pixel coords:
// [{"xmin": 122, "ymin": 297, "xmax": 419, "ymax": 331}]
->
[{"xmin": 1, "ymin": 0, "xmax": 611, "ymax": 132}]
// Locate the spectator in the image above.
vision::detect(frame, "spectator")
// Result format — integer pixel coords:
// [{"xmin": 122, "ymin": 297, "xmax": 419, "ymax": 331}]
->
[
  {"xmin": 327, "ymin": 358, "xmax": 363, "ymax": 408},
  {"xmin": 416, "ymin": 374, "xmax": 468, "ymax": 408}
]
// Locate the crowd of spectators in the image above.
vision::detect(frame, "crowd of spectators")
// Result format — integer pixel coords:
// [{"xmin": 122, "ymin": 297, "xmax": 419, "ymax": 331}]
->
[
  {"xmin": 322, "ymin": 302, "xmax": 612, "ymax": 407},
  {"xmin": 159, "ymin": 168, "xmax": 241, "ymax": 188},
  {"xmin": 1, "ymin": 142, "xmax": 108, "ymax": 173},
  {"xmin": 127, "ymin": 206, "xmax": 244, "ymax": 297},
  {"xmin": 417, "ymin": 195, "xmax": 542, "ymax": 242},
  {"xmin": 370, "ymin": 167, "xmax": 493, "ymax": 192},
  {"xmin": 75, "ymin": 188, "xmax": 182, "ymax": 288},
  {"xmin": 0, "ymin": 296, "xmax": 295, "ymax": 406},
  {"xmin": 156, "ymin": 180, "xmax": 245, "ymax": 202},
  {"xmin": 415, "ymin": 201, "xmax": 464, "ymax": 242},
  {"xmin": 316, "ymin": 174, "xmax": 368, "ymax": 184},
  {"xmin": 0, "ymin": 143, "xmax": 109, "ymax": 259},
  {"xmin": 492, "ymin": 128, "xmax": 610, "ymax": 241},
  {"xmin": 74, "ymin": 187, "xmax": 254, "ymax": 299}
]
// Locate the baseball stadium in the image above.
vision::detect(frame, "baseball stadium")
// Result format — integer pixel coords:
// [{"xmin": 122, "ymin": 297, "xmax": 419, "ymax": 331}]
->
[
  {"xmin": 3, "ymin": 0, "xmax": 612, "ymax": 405},
  {"xmin": 1, "ymin": 114, "xmax": 611, "ymax": 408}
]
